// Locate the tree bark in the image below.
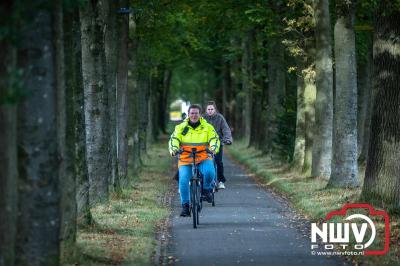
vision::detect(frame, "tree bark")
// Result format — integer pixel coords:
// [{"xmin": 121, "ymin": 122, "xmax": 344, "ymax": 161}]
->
[
  {"xmin": 159, "ymin": 69, "xmax": 172, "ymax": 134},
  {"xmin": 128, "ymin": 31, "xmax": 142, "ymax": 174},
  {"xmin": 16, "ymin": 10, "xmax": 60, "ymax": 265},
  {"xmin": 66, "ymin": 10, "xmax": 92, "ymax": 226},
  {"xmin": 241, "ymin": 32, "xmax": 253, "ymax": 143},
  {"xmin": 103, "ymin": 0, "xmax": 118, "ymax": 190},
  {"xmin": 0, "ymin": 106, "xmax": 17, "ymax": 266},
  {"xmin": 138, "ymin": 74, "xmax": 150, "ymax": 154},
  {"xmin": 80, "ymin": 0, "xmax": 111, "ymax": 204},
  {"xmin": 292, "ymin": 60, "xmax": 306, "ymax": 171},
  {"xmin": 116, "ymin": 0, "xmax": 130, "ymax": 190},
  {"xmin": 0, "ymin": 3, "xmax": 17, "ymax": 265},
  {"xmin": 362, "ymin": 2, "xmax": 400, "ymax": 208},
  {"xmin": 312, "ymin": 0, "xmax": 333, "ymax": 178},
  {"xmin": 264, "ymin": 37, "xmax": 285, "ymax": 154},
  {"xmin": 302, "ymin": 67, "xmax": 316, "ymax": 175},
  {"xmin": 234, "ymin": 58, "xmax": 245, "ymax": 139},
  {"xmin": 357, "ymin": 48, "xmax": 373, "ymax": 163},
  {"xmin": 328, "ymin": 0, "xmax": 359, "ymax": 188},
  {"xmin": 56, "ymin": 2, "xmax": 77, "ymax": 262},
  {"xmin": 249, "ymin": 32, "xmax": 263, "ymax": 148}
]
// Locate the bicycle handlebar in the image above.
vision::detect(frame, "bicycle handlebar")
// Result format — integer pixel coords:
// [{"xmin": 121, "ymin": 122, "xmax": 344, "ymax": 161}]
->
[{"xmin": 177, "ymin": 147, "xmax": 214, "ymax": 155}]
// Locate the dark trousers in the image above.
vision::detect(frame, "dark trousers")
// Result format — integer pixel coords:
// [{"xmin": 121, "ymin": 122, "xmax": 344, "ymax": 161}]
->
[{"xmin": 215, "ymin": 146, "xmax": 225, "ymax": 182}]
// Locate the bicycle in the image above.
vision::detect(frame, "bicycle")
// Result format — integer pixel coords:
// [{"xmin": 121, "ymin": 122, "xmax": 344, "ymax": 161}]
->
[{"xmin": 177, "ymin": 148, "xmax": 216, "ymax": 228}]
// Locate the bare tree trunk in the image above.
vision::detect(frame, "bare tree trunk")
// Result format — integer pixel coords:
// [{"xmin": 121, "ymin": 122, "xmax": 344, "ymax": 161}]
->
[
  {"xmin": 292, "ymin": 60, "xmax": 306, "ymax": 171},
  {"xmin": 128, "ymin": 31, "xmax": 142, "ymax": 175},
  {"xmin": 234, "ymin": 67, "xmax": 245, "ymax": 139},
  {"xmin": 302, "ymin": 67, "xmax": 316, "ymax": 175},
  {"xmin": 116, "ymin": 0, "xmax": 130, "ymax": 190},
  {"xmin": 16, "ymin": 10, "xmax": 60, "ymax": 265},
  {"xmin": 80, "ymin": 0, "xmax": 111, "ymax": 204},
  {"xmin": 66, "ymin": 10, "xmax": 92, "ymax": 226},
  {"xmin": 159, "ymin": 69, "xmax": 172, "ymax": 134},
  {"xmin": 249, "ymin": 32, "xmax": 263, "ymax": 147},
  {"xmin": 241, "ymin": 32, "xmax": 253, "ymax": 143},
  {"xmin": 56, "ymin": 2, "xmax": 77, "ymax": 262},
  {"xmin": 357, "ymin": 48, "xmax": 373, "ymax": 163},
  {"xmin": 221, "ymin": 62, "xmax": 229, "ymax": 116},
  {"xmin": 103, "ymin": 0, "xmax": 118, "ymax": 190},
  {"xmin": 362, "ymin": 2, "xmax": 400, "ymax": 208},
  {"xmin": 312, "ymin": 0, "xmax": 333, "ymax": 178},
  {"xmin": 138, "ymin": 74, "xmax": 150, "ymax": 154},
  {"xmin": 147, "ymin": 75, "xmax": 155, "ymax": 143},
  {"xmin": 328, "ymin": 0, "xmax": 359, "ymax": 188},
  {"xmin": 264, "ymin": 37, "xmax": 285, "ymax": 154},
  {"xmin": 0, "ymin": 106, "xmax": 17, "ymax": 266},
  {"xmin": 0, "ymin": 3, "xmax": 17, "ymax": 265}
]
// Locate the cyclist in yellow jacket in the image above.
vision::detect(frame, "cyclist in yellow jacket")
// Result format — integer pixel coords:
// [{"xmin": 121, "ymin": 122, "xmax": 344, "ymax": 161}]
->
[{"xmin": 169, "ymin": 104, "xmax": 220, "ymax": 217}]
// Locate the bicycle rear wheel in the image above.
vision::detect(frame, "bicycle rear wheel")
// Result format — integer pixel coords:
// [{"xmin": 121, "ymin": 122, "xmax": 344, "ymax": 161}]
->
[
  {"xmin": 196, "ymin": 180, "xmax": 201, "ymax": 225},
  {"xmin": 191, "ymin": 180, "xmax": 198, "ymax": 228}
]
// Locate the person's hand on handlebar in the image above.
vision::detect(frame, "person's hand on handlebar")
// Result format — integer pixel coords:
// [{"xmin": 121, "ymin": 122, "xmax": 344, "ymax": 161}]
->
[
  {"xmin": 171, "ymin": 149, "xmax": 179, "ymax": 157},
  {"xmin": 207, "ymin": 148, "xmax": 216, "ymax": 155},
  {"xmin": 223, "ymin": 140, "xmax": 232, "ymax": 145}
]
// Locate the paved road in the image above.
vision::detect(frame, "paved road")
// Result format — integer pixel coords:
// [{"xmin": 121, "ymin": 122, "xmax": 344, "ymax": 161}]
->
[{"xmin": 165, "ymin": 156, "xmax": 349, "ymax": 266}]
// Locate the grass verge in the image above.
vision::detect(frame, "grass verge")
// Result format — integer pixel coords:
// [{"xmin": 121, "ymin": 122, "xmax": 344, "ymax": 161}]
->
[
  {"xmin": 226, "ymin": 140, "xmax": 399, "ymax": 266},
  {"xmin": 74, "ymin": 141, "xmax": 173, "ymax": 265}
]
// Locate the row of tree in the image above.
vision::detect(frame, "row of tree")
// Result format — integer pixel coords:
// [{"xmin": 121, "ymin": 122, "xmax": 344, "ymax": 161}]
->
[
  {"xmin": 164, "ymin": 1, "xmax": 399, "ymax": 209},
  {"xmin": 0, "ymin": 0, "xmax": 399, "ymax": 264},
  {"xmin": 0, "ymin": 0, "xmax": 173, "ymax": 265}
]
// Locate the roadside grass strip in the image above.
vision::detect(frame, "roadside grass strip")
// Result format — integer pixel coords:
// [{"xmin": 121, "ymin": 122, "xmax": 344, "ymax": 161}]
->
[
  {"xmin": 227, "ymin": 140, "xmax": 400, "ymax": 266},
  {"xmin": 75, "ymin": 143, "xmax": 172, "ymax": 265}
]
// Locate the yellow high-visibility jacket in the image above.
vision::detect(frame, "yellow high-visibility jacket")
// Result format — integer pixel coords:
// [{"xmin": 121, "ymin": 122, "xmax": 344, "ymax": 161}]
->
[{"xmin": 169, "ymin": 117, "xmax": 220, "ymax": 166}]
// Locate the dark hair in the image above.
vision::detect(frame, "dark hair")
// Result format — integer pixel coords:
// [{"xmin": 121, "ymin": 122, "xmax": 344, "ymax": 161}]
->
[
  {"xmin": 188, "ymin": 104, "xmax": 202, "ymax": 113},
  {"xmin": 206, "ymin": 101, "xmax": 218, "ymax": 111}
]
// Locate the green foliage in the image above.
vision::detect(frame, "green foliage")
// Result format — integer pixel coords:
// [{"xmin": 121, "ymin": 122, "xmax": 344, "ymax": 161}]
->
[
  {"xmin": 169, "ymin": 61, "xmax": 216, "ymax": 103},
  {"xmin": 282, "ymin": 0, "xmax": 314, "ymax": 59},
  {"xmin": 130, "ymin": 0, "xmax": 290, "ymax": 104}
]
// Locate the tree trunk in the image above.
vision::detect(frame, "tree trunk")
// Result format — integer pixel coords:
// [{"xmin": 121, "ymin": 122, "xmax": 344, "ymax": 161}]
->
[
  {"xmin": 56, "ymin": 2, "xmax": 77, "ymax": 262},
  {"xmin": 147, "ymin": 75, "xmax": 155, "ymax": 143},
  {"xmin": 328, "ymin": 0, "xmax": 359, "ymax": 188},
  {"xmin": 159, "ymin": 69, "xmax": 172, "ymax": 134},
  {"xmin": 0, "ymin": 3, "xmax": 17, "ymax": 265},
  {"xmin": 80, "ymin": 0, "xmax": 111, "ymax": 204},
  {"xmin": 292, "ymin": 60, "xmax": 306, "ymax": 171},
  {"xmin": 16, "ymin": 10, "xmax": 60, "ymax": 265},
  {"xmin": 362, "ymin": 3, "xmax": 400, "ymax": 208},
  {"xmin": 312, "ymin": 0, "xmax": 333, "ymax": 178},
  {"xmin": 241, "ymin": 32, "xmax": 253, "ymax": 143},
  {"xmin": 103, "ymin": 0, "xmax": 118, "ymax": 190},
  {"xmin": 249, "ymin": 32, "xmax": 263, "ymax": 147},
  {"xmin": 0, "ymin": 106, "xmax": 17, "ymax": 266},
  {"xmin": 234, "ymin": 56, "xmax": 245, "ymax": 139},
  {"xmin": 264, "ymin": 37, "xmax": 285, "ymax": 154},
  {"xmin": 357, "ymin": 48, "xmax": 373, "ymax": 163},
  {"xmin": 116, "ymin": 0, "xmax": 129, "ymax": 190},
  {"xmin": 138, "ymin": 74, "xmax": 150, "ymax": 154},
  {"xmin": 128, "ymin": 32, "xmax": 142, "ymax": 174},
  {"xmin": 221, "ymin": 62, "xmax": 229, "ymax": 117},
  {"xmin": 66, "ymin": 10, "xmax": 92, "ymax": 226},
  {"xmin": 302, "ymin": 67, "xmax": 316, "ymax": 175}
]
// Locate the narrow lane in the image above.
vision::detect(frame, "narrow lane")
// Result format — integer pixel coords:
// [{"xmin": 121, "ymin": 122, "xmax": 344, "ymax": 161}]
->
[{"xmin": 166, "ymin": 156, "xmax": 349, "ymax": 266}]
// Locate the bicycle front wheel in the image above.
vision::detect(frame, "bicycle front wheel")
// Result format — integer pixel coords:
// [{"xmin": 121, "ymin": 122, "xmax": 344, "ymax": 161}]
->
[{"xmin": 191, "ymin": 180, "xmax": 198, "ymax": 228}]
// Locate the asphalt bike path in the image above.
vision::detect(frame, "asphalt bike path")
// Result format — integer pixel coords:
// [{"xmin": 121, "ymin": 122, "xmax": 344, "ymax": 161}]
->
[{"xmin": 165, "ymin": 156, "xmax": 349, "ymax": 266}]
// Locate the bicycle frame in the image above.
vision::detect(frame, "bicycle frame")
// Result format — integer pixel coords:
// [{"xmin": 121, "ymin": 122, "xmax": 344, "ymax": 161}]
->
[{"xmin": 177, "ymin": 148, "xmax": 213, "ymax": 228}]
